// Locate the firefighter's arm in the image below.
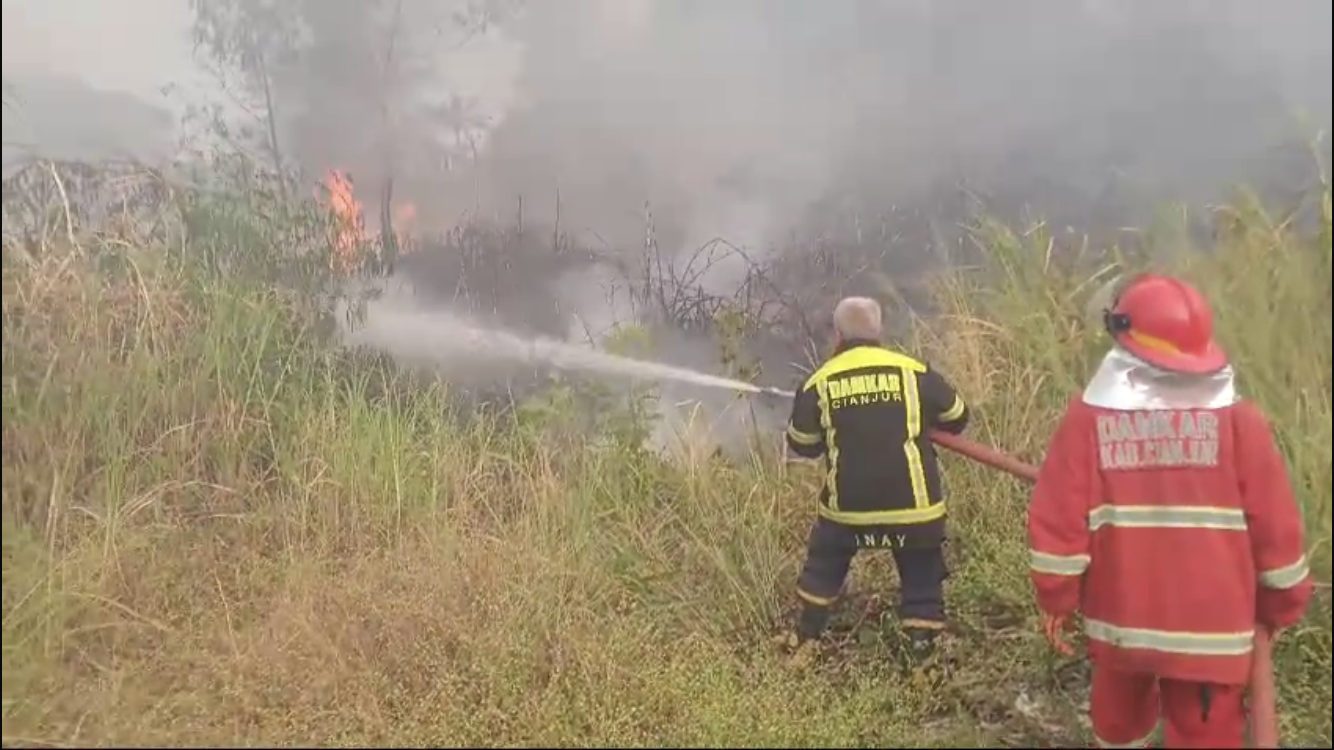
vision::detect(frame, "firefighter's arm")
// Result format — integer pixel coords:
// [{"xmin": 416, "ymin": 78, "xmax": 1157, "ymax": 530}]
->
[
  {"xmin": 1028, "ymin": 399, "xmax": 1096, "ymax": 618},
  {"xmin": 785, "ymin": 380, "xmax": 826, "ymax": 459},
  {"xmin": 1234, "ymin": 401, "xmax": 1313, "ymax": 632},
  {"xmin": 918, "ymin": 365, "xmax": 969, "ymax": 435}
]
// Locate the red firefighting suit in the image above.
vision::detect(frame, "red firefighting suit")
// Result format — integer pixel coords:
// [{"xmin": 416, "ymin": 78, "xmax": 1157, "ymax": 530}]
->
[
  {"xmin": 1030, "ymin": 272, "xmax": 1314, "ymax": 748},
  {"xmin": 1029, "ymin": 387, "xmax": 1312, "ymax": 748}
]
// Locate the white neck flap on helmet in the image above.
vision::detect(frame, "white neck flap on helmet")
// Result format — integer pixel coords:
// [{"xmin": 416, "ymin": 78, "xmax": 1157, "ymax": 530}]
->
[{"xmin": 1082, "ymin": 346, "xmax": 1238, "ymax": 411}]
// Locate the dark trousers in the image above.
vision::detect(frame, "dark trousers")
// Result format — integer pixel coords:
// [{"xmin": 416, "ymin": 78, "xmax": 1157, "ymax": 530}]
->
[{"xmin": 795, "ymin": 517, "xmax": 948, "ymax": 640}]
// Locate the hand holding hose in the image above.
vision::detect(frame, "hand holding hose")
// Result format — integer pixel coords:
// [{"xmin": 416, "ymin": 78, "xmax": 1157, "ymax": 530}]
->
[{"xmin": 1042, "ymin": 613, "xmax": 1077, "ymax": 657}]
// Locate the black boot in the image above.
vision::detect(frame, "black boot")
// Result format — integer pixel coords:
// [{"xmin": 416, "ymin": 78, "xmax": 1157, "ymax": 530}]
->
[
  {"xmin": 899, "ymin": 625, "xmax": 947, "ymax": 676},
  {"xmin": 771, "ymin": 603, "xmax": 833, "ymax": 666},
  {"xmin": 797, "ymin": 603, "xmax": 833, "ymax": 643},
  {"xmin": 903, "ymin": 626, "xmax": 939, "ymax": 660}
]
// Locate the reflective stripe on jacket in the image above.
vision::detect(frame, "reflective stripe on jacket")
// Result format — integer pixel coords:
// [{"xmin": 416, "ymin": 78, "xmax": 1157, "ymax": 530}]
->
[
  {"xmin": 1027, "ymin": 397, "xmax": 1312, "ymax": 685},
  {"xmin": 785, "ymin": 339, "xmax": 968, "ymax": 531}
]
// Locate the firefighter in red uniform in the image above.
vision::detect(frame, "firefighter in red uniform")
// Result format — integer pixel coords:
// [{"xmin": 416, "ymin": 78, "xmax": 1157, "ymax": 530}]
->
[{"xmin": 1027, "ymin": 273, "xmax": 1312, "ymax": 749}]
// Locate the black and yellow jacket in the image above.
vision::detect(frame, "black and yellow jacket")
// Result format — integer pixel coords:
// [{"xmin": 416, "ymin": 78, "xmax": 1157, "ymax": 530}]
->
[{"xmin": 785, "ymin": 339, "xmax": 969, "ymax": 535}]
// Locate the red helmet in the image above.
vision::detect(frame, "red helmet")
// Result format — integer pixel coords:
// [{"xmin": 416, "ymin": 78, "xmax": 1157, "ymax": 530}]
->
[{"xmin": 1103, "ymin": 273, "xmax": 1228, "ymax": 374}]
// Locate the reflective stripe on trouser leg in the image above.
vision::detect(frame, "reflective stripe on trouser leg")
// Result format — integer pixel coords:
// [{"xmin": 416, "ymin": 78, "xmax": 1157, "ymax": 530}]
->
[
  {"xmin": 797, "ymin": 603, "xmax": 833, "ymax": 641},
  {"xmin": 891, "ymin": 545, "xmax": 947, "ymax": 659},
  {"xmin": 796, "ymin": 519, "xmax": 856, "ymax": 640},
  {"xmin": 892, "ymin": 545, "xmax": 947, "ymax": 624}
]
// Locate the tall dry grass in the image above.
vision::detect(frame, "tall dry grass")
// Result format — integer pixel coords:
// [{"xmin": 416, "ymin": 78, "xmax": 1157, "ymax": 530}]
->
[{"xmin": 2, "ymin": 182, "xmax": 1330, "ymax": 747}]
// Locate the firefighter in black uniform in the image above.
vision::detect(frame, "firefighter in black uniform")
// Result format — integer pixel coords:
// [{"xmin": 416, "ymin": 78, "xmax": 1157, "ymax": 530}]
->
[{"xmin": 784, "ymin": 297, "xmax": 970, "ymax": 659}]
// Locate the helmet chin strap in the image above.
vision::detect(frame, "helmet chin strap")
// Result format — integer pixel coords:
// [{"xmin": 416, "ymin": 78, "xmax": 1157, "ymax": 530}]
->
[
  {"xmin": 1104, "ymin": 307, "xmax": 1132, "ymax": 337},
  {"xmin": 1096, "ymin": 270, "xmax": 1152, "ymax": 337}
]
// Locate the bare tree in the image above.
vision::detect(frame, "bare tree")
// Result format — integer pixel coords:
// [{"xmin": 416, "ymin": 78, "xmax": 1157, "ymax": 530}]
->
[
  {"xmin": 189, "ymin": 0, "xmax": 304, "ymax": 181},
  {"xmin": 190, "ymin": 0, "xmax": 522, "ymax": 245}
]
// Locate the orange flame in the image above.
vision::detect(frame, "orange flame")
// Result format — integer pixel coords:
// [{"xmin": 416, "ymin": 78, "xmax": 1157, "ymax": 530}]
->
[
  {"xmin": 323, "ymin": 169, "xmax": 365, "ymax": 275},
  {"xmin": 319, "ymin": 170, "xmax": 422, "ymax": 274}
]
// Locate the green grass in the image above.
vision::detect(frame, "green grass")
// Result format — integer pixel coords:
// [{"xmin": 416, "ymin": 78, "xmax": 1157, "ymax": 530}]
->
[{"xmin": 2, "ymin": 184, "xmax": 1330, "ymax": 748}]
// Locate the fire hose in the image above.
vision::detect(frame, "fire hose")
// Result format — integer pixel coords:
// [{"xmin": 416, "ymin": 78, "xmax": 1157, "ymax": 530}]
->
[
  {"xmin": 760, "ymin": 384, "xmax": 1278, "ymax": 744},
  {"xmin": 928, "ymin": 429, "xmax": 1280, "ymax": 749}
]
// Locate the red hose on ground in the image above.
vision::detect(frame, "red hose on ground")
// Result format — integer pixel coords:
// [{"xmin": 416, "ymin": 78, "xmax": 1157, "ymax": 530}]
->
[{"xmin": 927, "ymin": 429, "xmax": 1280, "ymax": 748}]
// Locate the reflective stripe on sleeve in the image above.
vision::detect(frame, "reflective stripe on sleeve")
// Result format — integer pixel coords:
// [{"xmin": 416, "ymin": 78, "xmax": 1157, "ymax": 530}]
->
[
  {"xmin": 1030, "ymin": 549, "xmax": 1090, "ymax": 576},
  {"xmin": 1259, "ymin": 555, "xmax": 1310, "ymax": 590},
  {"xmin": 940, "ymin": 395, "xmax": 966, "ymax": 422},
  {"xmin": 786, "ymin": 423, "xmax": 822, "ymax": 446},
  {"xmin": 1084, "ymin": 618, "xmax": 1254, "ymax": 656},
  {"xmin": 1088, "ymin": 505, "xmax": 1247, "ymax": 531}
]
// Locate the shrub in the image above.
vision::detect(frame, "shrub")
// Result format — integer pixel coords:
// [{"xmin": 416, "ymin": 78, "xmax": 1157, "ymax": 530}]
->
[{"xmin": 2, "ymin": 176, "xmax": 1329, "ymax": 747}]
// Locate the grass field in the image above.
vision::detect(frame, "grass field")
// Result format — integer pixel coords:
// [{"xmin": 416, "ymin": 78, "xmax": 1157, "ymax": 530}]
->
[{"xmin": 2, "ymin": 184, "xmax": 1331, "ymax": 748}]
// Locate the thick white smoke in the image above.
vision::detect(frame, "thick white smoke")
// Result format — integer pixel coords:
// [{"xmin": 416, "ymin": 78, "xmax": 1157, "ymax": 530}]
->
[{"xmin": 6, "ymin": 0, "xmax": 1329, "ymax": 459}]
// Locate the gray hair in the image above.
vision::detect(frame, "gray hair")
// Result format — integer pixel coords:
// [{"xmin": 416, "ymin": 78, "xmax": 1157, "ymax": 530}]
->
[{"xmin": 832, "ymin": 296, "xmax": 883, "ymax": 340}]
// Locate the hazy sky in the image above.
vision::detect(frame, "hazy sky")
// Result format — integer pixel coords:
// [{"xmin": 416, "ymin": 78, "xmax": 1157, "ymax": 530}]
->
[
  {"xmin": 4, "ymin": 0, "xmax": 1329, "ymax": 246},
  {"xmin": 3, "ymin": 0, "xmax": 205, "ymax": 111},
  {"xmin": 2, "ymin": 0, "xmax": 522, "ymax": 131}
]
